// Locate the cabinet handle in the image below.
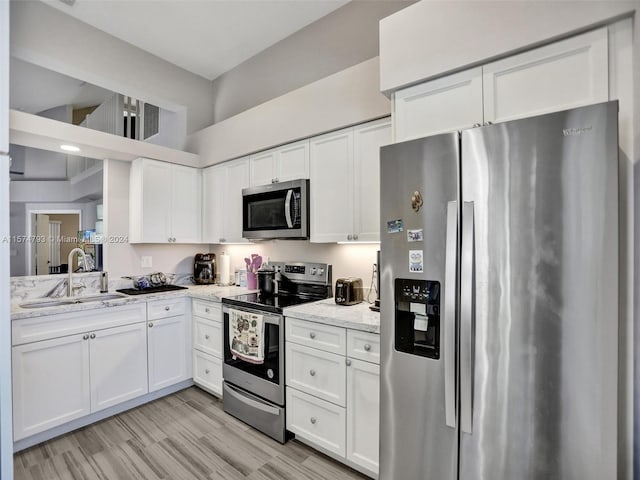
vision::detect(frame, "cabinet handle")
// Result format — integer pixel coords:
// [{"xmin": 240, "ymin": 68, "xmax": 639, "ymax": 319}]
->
[
  {"xmin": 89, "ymin": 333, "xmax": 96, "ymax": 339},
  {"xmin": 346, "ymin": 359, "xmax": 352, "ymax": 366},
  {"xmin": 83, "ymin": 334, "xmax": 89, "ymax": 340},
  {"xmin": 205, "ymin": 308, "xmax": 210, "ymax": 313},
  {"xmin": 484, "ymin": 121, "xmax": 493, "ymax": 126},
  {"xmin": 274, "ymin": 178, "xmax": 279, "ymax": 183},
  {"xmin": 309, "ymin": 332, "xmax": 316, "ymax": 339},
  {"xmin": 353, "ymin": 234, "xmax": 358, "ymax": 240},
  {"xmin": 310, "ymin": 417, "xmax": 317, "ymax": 425},
  {"xmin": 149, "ymin": 322, "xmax": 154, "ymax": 328},
  {"xmin": 473, "ymin": 123, "xmax": 482, "ymax": 128},
  {"xmin": 364, "ymin": 344, "xmax": 371, "ymax": 352},
  {"xmin": 205, "ymin": 334, "xmax": 210, "ymax": 340},
  {"xmin": 165, "ymin": 306, "xmax": 170, "ymax": 311},
  {"xmin": 347, "ymin": 234, "xmax": 353, "ymax": 241},
  {"xmin": 205, "ymin": 369, "xmax": 210, "ymax": 374},
  {"xmin": 309, "ymin": 369, "xmax": 316, "ymax": 377}
]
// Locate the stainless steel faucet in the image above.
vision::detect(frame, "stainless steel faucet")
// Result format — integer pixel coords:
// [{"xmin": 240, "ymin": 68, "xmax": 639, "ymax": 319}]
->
[{"xmin": 67, "ymin": 247, "xmax": 87, "ymax": 297}]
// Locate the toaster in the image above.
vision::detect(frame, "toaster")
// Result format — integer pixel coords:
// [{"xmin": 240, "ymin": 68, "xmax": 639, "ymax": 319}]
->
[{"xmin": 335, "ymin": 278, "xmax": 363, "ymax": 306}]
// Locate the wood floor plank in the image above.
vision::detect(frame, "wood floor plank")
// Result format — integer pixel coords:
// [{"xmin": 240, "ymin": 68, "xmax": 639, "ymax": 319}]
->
[{"xmin": 14, "ymin": 387, "xmax": 373, "ymax": 480}]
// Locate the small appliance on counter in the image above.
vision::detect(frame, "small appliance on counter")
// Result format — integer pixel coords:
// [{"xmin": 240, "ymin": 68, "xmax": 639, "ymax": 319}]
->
[
  {"xmin": 194, "ymin": 253, "xmax": 216, "ymax": 285},
  {"xmin": 335, "ymin": 277, "xmax": 363, "ymax": 305}
]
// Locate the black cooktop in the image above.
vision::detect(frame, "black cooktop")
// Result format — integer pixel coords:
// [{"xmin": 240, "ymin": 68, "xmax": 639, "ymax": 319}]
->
[
  {"xmin": 222, "ymin": 292, "xmax": 324, "ymax": 314},
  {"xmin": 116, "ymin": 284, "xmax": 188, "ymax": 295}
]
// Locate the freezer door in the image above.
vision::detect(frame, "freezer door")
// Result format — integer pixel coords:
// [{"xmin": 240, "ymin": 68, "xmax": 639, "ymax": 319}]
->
[
  {"xmin": 459, "ymin": 102, "xmax": 618, "ymax": 479},
  {"xmin": 379, "ymin": 133, "xmax": 459, "ymax": 480}
]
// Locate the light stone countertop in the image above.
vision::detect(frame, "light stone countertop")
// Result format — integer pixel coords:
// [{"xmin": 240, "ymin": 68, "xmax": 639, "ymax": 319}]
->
[
  {"xmin": 11, "ymin": 284, "xmax": 256, "ymax": 321},
  {"xmin": 283, "ymin": 298, "xmax": 380, "ymax": 334}
]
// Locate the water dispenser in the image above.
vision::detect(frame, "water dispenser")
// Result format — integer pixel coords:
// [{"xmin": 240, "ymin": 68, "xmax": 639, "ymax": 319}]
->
[{"xmin": 394, "ymin": 278, "xmax": 440, "ymax": 359}]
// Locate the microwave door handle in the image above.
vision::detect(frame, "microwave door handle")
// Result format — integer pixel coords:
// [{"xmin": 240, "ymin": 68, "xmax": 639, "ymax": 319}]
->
[{"xmin": 284, "ymin": 189, "xmax": 294, "ymax": 228}]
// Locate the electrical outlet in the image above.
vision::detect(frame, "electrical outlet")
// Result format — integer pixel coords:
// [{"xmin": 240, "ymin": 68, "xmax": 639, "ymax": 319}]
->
[{"xmin": 141, "ymin": 256, "xmax": 152, "ymax": 268}]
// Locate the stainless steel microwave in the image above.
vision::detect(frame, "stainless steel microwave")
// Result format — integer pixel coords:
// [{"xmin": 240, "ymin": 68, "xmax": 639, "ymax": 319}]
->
[{"xmin": 242, "ymin": 179, "xmax": 309, "ymax": 240}]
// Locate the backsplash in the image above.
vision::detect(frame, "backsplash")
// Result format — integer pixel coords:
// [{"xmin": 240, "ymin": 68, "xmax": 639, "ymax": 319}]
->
[{"xmin": 10, "ymin": 271, "xmax": 194, "ymax": 302}]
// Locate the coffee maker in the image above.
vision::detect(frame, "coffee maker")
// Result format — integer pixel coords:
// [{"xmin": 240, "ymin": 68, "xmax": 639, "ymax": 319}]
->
[{"xmin": 194, "ymin": 253, "xmax": 216, "ymax": 285}]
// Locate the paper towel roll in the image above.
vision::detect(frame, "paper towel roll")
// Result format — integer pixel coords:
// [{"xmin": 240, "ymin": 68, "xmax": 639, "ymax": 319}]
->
[{"xmin": 218, "ymin": 252, "xmax": 231, "ymax": 285}]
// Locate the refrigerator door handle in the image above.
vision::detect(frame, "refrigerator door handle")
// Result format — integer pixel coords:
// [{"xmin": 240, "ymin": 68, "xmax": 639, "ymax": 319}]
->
[
  {"xmin": 460, "ymin": 201, "xmax": 475, "ymax": 434},
  {"xmin": 444, "ymin": 200, "xmax": 458, "ymax": 428}
]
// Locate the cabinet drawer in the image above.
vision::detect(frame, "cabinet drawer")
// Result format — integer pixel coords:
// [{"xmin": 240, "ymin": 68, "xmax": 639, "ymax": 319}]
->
[
  {"xmin": 12, "ymin": 303, "xmax": 146, "ymax": 346},
  {"xmin": 347, "ymin": 330, "xmax": 380, "ymax": 364},
  {"xmin": 193, "ymin": 317, "xmax": 222, "ymax": 358},
  {"xmin": 286, "ymin": 317, "xmax": 346, "ymax": 355},
  {"xmin": 286, "ymin": 342, "xmax": 346, "ymax": 407},
  {"xmin": 147, "ymin": 297, "xmax": 186, "ymax": 320},
  {"xmin": 286, "ymin": 387, "xmax": 345, "ymax": 457},
  {"xmin": 192, "ymin": 299, "xmax": 221, "ymax": 321},
  {"xmin": 193, "ymin": 350, "xmax": 222, "ymax": 397}
]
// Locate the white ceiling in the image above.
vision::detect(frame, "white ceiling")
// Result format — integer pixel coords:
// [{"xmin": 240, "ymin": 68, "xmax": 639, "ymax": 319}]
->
[{"xmin": 44, "ymin": 0, "xmax": 351, "ymax": 81}]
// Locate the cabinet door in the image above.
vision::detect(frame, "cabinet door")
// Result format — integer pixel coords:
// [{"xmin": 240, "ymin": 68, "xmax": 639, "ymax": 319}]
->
[
  {"xmin": 393, "ymin": 67, "xmax": 483, "ymax": 141},
  {"xmin": 202, "ymin": 165, "xmax": 225, "ymax": 243},
  {"xmin": 353, "ymin": 118, "xmax": 391, "ymax": 242},
  {"xmin": 90, "ymin": 323, "xmax": 148, "ymax": 412},
  {"xmin": 250, "ymin": 149, "xmax": 276, "ymax": 187},
  {"xmin": 12, "ymin": 334, "xmax": 90, "ymax": 441},
  {"xmin": 171, "ymin": 164, "xmax": 202, "ymax": 243},
  {"xmin": 346, "ymin": 358, "xmax": 380, "ymax": 476},
  {"xmin": 483, "ymin": 28, "xmax": 608, "ymax": 124},
  {"xmin": 130, "ymin": 159, "xmax": 172, "ymax": 243},
  {"xmin": 310, "ymin": 128, "xmax": 354, "ymax": 243},
  {"xmin": 193, "ymin": 350, "xmax": 222, "ymax": 397},
  {"xmin": 148, "ymin": 315, "xmax": 189, "ymax": 392},
  {"xmin": 277, "ymin": 140, "xmax": 309, "ymax": 183},
  {"xmin": 224, "ymin": 157, "xmax": 250, "ymax": 243}
]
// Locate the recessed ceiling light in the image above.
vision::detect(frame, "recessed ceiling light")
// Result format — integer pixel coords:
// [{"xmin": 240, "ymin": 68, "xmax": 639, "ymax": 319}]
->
[{"xmin": 60, "ymin": 145, "xmax": 80, "ymax": 152}]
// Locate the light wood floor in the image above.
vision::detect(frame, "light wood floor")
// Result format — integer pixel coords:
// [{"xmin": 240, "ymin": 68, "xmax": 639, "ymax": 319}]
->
[{"xmin": 14, "ymin": 387, "xmax": 368, "ymax": 480}]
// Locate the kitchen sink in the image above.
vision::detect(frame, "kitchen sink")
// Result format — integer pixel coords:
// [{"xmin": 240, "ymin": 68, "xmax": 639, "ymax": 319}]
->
[
  {"xmin": 19, "ymin": 292, "xmax": 128, "ymax": 309},
  {"xmin": 19, "ymin": 299, "xmax": 76, "ymax": 309}
]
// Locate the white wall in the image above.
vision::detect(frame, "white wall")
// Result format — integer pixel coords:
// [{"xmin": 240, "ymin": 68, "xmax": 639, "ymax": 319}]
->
[
  {"xmin": 102, "ymin": 159, "xmax": 203, "ymax": 278},
  {"xmin": 10, "ymin": 1, "xmax": 214, "ymax": 136},
  {"xmin": 211, "ymin": 0, "xmax": 414, "ymax": 123},
  {"xmin": 189, "ymin": 57, "xmax": 390, "ymax": 166},
  {"xmin": 379, "ymin": 0, "xmax": 636, "ymax": 93},
  {"xmin": 143, "ymin": 107, "xmax": 187, "ymax": 151}
]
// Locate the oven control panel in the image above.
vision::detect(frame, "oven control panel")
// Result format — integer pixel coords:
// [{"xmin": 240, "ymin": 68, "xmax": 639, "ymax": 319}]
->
[{"xmin": 270, "ymin": 261, "xmax": 331, "ymax": 285}]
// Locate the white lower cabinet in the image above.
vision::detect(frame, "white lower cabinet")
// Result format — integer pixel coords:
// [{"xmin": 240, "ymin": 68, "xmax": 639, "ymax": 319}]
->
[
  {"xmin": 12, "ymin": 333, "xmax": 91, "ymax": 441},
  {"xmin": 191, "ymin": 299, "xmax": 223, "ymax": 396},
  {"xmin": 147, "ymin": 313, "xmax": 190, "ymax": 393},
  {"xmin": 346, "ymin": 357, "xmax": 380, "ymax": 474},
  {"xmin": 90, "ymin": 322, "xmax": 148, "ymax": 412},
  {"xmin": 285, "ymin": 318, "xmax": 380, "ymax": 478}
]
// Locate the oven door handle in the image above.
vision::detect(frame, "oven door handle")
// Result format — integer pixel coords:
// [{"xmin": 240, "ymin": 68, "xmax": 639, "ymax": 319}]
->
[{"xmin": 224, "ymin": 383, "xmax": 281, "ymax": 415}]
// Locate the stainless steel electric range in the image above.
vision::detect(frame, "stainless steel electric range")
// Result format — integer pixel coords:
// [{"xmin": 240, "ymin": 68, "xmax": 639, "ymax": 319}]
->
[{"xmin": 221, "ymin": 261, "xmax": 332, "ymax": 443}]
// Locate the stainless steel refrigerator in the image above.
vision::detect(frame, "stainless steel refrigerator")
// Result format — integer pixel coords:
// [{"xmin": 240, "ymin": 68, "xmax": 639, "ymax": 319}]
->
[{"xmin": 379, "ymin": 101, "xmax": 619, "ymax": 480}]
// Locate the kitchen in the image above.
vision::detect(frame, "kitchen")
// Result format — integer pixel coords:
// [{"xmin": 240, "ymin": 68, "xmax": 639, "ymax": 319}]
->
[{"xmin": 0, "ymin": 1, "xmax": 638, "ymax": 480}]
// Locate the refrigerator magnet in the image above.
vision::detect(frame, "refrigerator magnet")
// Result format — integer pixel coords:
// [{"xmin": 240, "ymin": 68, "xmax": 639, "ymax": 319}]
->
[
  {"xmin": 407, "ymin": 229, "xmax": 423, "ymax": 242},
  {"xmin": 387, "ymin": 219, "xmax": 404, "ymax": 234},
  {"xmin": 409, "ymin": 250, "xmax": 424, "ymax": 273}
]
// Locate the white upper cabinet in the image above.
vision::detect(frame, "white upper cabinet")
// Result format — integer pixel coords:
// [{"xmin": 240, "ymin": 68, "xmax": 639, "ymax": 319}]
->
[
  {"xmin": 129, "ymin": 158, "xmax": 202, "ymax": 243},
  {"xmin": 202, "ymin": 157, "xmax": 250, "ymax": 244},
  {"xmin": 310, "ymin": 118, "xmax": 391, "ymax": 243},
  {"xmin": 353, "ymin": 118, "xmax": 392, "ymax": 242},
  {"xmin": 310, "ymin": 127, "xmax": 354, "ymax": 243},
  {"xmin": 394, "ymin": 68, "xmax": 483, "ymax": 141},
  {"xmin": 249, "ymin": 139, "xmax": 309, "ymax": 187},
  {"xmin": 393, "ymin": 28, "xmax": 609, "ymax": 141},
  {"xmin": 482, "ymin": 27, "xmax": 608, "ymax": 124}
]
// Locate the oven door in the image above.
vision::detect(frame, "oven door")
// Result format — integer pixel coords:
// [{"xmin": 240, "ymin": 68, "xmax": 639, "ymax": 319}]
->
[
  {"xmin": 242, "ymin": 179, "xmax": 309, "ymax": 239},
  {"xmin": 223, "ymin": 305, "xmax": 284, "ymax": 405}
]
